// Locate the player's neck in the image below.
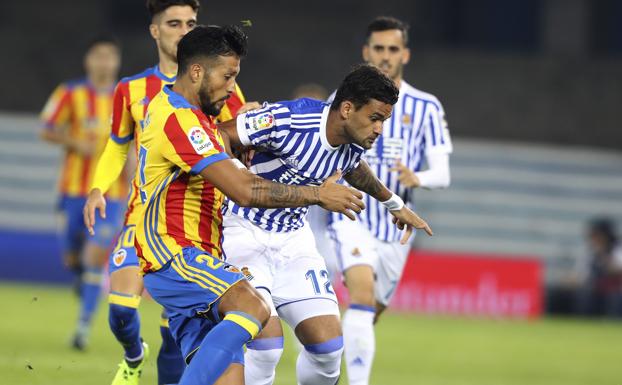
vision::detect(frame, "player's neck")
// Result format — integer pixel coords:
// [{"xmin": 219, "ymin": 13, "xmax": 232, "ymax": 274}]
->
[
  {"xmin": 158, "ymin": 55, "xmax": 178, "ymax": 77},
  {"xmin": 171, "ymin": 78, "xmax": 199, "ymax": 107},
  {"xmin": 393, "ymin": 76, "xmax": 402, "ymax": 88},
  {"xmin": 325, "ymin": 111, "xmax": 349, "ymax": 147},
  {"xmin": 87, "ymin": 74, "xmax": 116, "ymax": 91}
]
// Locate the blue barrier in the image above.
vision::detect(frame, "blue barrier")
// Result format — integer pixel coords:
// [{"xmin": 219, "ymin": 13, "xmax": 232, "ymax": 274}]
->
[{"xmin": 0, "ymin": 228, "xmax": 72, "ymax": 284}]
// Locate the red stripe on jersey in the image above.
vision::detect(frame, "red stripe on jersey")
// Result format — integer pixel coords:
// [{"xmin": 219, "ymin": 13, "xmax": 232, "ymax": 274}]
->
[
  {"xmin": 86, "ymin": 86, "xmax": 96, "ymax": 119},
  {"xmin": 165, "ymin": 173, "xmax": 193, "ymax": 248},
  {"xmin": 46, "ymin": 89, "xmax": 72, "ymax": 127},
  {"xmin": 225, "ymin": 91, "xmax": 244, "ymax": 117},
  {"xmin": 111, "ymin": 82, "xmax": 130, "ymax": 138},
  {"xmin": 163, "ymin": 113, "xmax": 203, "ymax": 167},
  {"xmin": 190, "ymin": 110, "xmax": 225, "ymax": 153},
  {"xmin": 134, "ymin": 240, "xmax": 152, "ymax": 274},
  {"xmin": 197, "ymin": 181, "xmax": 216, "ymax": 249},
  {"xmin": 80, "ymin": 157, "xmax": 91, "ymax": 195},
  {"xmin": 124, "ymin": 179, "xmax": 139, "ymax": 225},
  {"xmin": 144, "ymin": 75, "xmax": 162, "ymax": 115}
]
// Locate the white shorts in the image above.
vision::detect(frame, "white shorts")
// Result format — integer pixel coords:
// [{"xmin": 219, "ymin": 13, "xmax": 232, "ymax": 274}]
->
[
  {"xmin": 222, "ymin": 213, "xmax": 340, "ymax": 329},
  {"xmin": 327, "ymin": 219, "xmax": 411, "ymax": 306}
]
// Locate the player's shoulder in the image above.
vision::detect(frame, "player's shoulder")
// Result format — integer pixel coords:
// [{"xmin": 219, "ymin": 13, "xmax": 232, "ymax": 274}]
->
[
  {"xmin": 401, "ymin": 81, "xmax": 443, "ymax": 109},
  {"xmin": 278, "ymin": 97, "xmax": 328, "ymax": 115},
  {"xmin": 61, "ymin": 77, "xmax": 88, "ymax": 91},
  {"xmin": 119, "ymin": 66, "xmax": 157, "ymax": 85}
]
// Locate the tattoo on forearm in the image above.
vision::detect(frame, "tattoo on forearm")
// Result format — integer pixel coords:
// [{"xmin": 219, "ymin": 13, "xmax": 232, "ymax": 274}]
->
[
  {"xmin": 344, "ymin": 161, "xmax": 386, "ymax": 198},
  {"xmin": 250, "ymin": 177, "xmax": 319, "ymax": 208}
]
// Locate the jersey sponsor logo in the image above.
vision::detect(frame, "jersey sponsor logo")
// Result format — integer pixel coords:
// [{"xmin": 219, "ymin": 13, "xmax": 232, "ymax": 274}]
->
[
  {"xmin": 250, "ymin": 112, "xmax": 274, "ymax": 131},
  {"xmin": 284, "ymin": 155, "xmax": 300, "ymax": 169},
  {"xmin": 113, "ymin": 249, "xmax": 128, "ymax": 267},
  {"xmin": 351, "ymin": 247, "xmax": 362, "ymax": 257},
  {"xmin": 187, "ymin": 126, "xmax": 214, "ymax": 154}
]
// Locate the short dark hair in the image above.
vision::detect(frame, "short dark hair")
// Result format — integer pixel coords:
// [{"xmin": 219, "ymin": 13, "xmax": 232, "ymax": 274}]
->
[
  {"xmin": 176, "ymin": 25, "xmax": 248, "ymax": 75},
  {"xmin": 85, "ymin": 35, "xmax": 121, "ymax": 52},
  {"xmin": 146, "ymin": 0, "xmax": 200, "ymax": 20},
  {"xmin": 366, "ymin": 16, "xmax": 409, "ymax": 45},
  {"xmin": 330, "ymin": 64, "xmax": 399, "ymax": 111}
]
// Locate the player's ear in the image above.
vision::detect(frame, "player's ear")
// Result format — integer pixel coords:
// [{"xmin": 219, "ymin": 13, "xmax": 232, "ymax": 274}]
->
[
  {"xmin": 340, "ymin": 100, "xmax": 353, "ymax": 119},
  {"xmin": 402, "ymin": 47, "xmax": 411, "ymax": 65},
  {"xmin": 149, "ymin": 23, "xmax": 159, "ymax": 40},
  {"xmin": 362, "ymin": 44, "xmax": 370, "ymax": 62},
  {"xmin": 188, "ymin": 63, "xmax": 202, "ymax": 83}
]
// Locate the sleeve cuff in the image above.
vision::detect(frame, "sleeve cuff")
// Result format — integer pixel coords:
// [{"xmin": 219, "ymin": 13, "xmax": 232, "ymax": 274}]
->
[
  {"xmin": 111, "ymin": 133, "xmax": 133, "ymax": 144},
  {"xmin": 189, "ymin": 152, "xmax": 230, "ymax": 175},
  {"xmin": 236, "ymin": 113, "xmax": 252, "ymax": 146}
]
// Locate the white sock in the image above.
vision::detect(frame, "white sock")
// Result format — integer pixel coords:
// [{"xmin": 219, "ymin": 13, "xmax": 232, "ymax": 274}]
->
[
  {"xmin": 296, "ymin": 344, "xmax": 343, "ymax": 385},
  {"xmin": 244, "ymin": 347, "xmax": 283, "ymax": 385},
  {"xmin": 343, "ymin": 305, "xmax": 376, "ymax": 385}
]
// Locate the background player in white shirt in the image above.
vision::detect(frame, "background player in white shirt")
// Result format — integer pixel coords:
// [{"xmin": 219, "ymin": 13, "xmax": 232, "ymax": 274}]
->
[
  {"xmin": 327, "ymin": 16, "xmax": 452, "ymax": 385},
  {"xmin": 218, "ymin": 64, "xmax": 433, "ymax": 385}
]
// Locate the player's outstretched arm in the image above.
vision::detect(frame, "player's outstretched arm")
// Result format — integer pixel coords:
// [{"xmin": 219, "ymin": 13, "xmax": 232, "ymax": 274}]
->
[
  {"xmin": 217, "ymin": 117, "xmax": 246, "ymax": 153},
  {"xmin": 200, "ymin": 159, "xmax": 365, "ymax": 220},
  {"xmin": 82, "ymin": 138, "xmax": 131, "ymax": 235},
  {"xmin": 344, "ymin": 160, "xmax": 433, "ymax": 242}
]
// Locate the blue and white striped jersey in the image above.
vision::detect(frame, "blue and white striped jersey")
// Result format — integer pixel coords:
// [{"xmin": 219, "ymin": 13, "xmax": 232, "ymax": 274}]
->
[
  {"xmin": 330, "ymin": 80, "xmax": 452, "ymax": 242},
  {"xmin": 227, "ymin": 98, "xmax": 365, "ymax": 232}
]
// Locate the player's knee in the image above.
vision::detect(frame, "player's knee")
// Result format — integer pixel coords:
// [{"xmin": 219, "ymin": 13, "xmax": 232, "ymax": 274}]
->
[
  {"xmin": 349, "ymin": 290, "xmax": 376, "ymax": 307},
  {"xmin": 303, "ymin": 336, "xmax": 344, "ymax": 371},
  {"xmin": 221, "ymin": 281, "xmax": 271, "ymax": 328},
  {"xmin": 246, "ymin": 337, "xmax": 284, "ymax": 363}
]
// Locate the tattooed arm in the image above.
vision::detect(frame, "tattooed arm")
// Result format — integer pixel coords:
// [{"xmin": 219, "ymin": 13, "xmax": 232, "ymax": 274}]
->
[
  {"xmin": 200, "ymin": 158, "xmax": 365, "ymax": 220},
  {"xmin": 343, "ymin": 159, "xmax": 393, "ymax": 202},
  {"xmin": 344, "ymin": 159, "xmax": 433, "ymax": 240}
]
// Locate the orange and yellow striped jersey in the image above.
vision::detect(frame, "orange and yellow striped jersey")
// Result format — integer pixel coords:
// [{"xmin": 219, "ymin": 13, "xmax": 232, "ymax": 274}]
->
[
  {"xmin": 109, "ymin": 65, "xmax": 245, "ymax": 226},
  {"xmin": 134, "ymin": 85, "xmax": 230, "ymax": 273},
  {"xmin": 41, "ymin": 78, "xmax": 128, "ymax": 199}
]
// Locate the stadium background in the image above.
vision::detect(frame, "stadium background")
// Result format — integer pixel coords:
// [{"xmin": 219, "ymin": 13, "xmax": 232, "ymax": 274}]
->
[{"xmin": 1, "ymin": 0, "xmax": 621, "ymax": 384}]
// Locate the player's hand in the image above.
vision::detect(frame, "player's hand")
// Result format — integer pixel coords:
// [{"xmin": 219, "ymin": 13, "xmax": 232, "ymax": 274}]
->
[
  {"xmin": 237, "ymin": 101, "xmax": 262, "ymax": 115},
  {"xmin": 83, "ymin": 188, "xmax": 106, "ymax": 236},
  {"xmin": 318, "ymin": 170, "xmax": 365, "ymax": 221},
  {"xmin": 390, "ymin": 159, "xmax": 420, "ymax": 188},
  {"xmin": 239, "ymin": 147, "xmax": 255, "ymax": 168},
  {"xmin": 390, "ymin": 206, "xmax": 433, "ymax": 244},
  {"xmin": 69, "ymin": 138, "xmax": 96, "ymax": 156}
]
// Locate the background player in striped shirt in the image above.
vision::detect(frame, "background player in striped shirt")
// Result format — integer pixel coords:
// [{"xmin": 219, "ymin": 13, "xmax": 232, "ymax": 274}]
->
[
  {"xmin": 40, "ymin": 36, "xmax": 126, "ymax": 351},
  {"xmin": 218, "ymin": 64, "xmax": 433, "ymax": 385},
  {"xmin": 327, "ymin": 17, "xmax": 453, "ymax": 385},
  {"xmin": 82, "ymin": 1, "xmax": 256, "ymax": 384},
  {"xmin": 134, "ymin": 25, "xmax": 366, "ymax": 385}
]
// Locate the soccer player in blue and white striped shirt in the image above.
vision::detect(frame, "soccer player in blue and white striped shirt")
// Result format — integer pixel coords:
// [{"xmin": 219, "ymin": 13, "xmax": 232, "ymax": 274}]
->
[
  {"xmin": 327, "ymin": 17, "xmax": 453, "ymax": 385},
  {"xmin": 218, "ymin": 64, "xmax": 433, "ymax": 385}
]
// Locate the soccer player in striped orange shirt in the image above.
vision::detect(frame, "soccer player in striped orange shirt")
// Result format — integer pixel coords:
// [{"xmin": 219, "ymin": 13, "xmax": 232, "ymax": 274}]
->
[
  {"xmin": 40, "ymin": 36, "xmax": 127, "ymax": 350},
  {"xmin": 83, "ymin": 1, "xmax": 256, "ymax": 384},
  {"xmin": 134, "ymin": 25, "xmax": 365, "ymax": 384}
]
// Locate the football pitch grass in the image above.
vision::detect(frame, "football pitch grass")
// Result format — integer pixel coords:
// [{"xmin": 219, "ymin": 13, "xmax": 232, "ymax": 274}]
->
[{"xmin": 1, "ymin": 282, "xmax": 620, "ymax": 385}]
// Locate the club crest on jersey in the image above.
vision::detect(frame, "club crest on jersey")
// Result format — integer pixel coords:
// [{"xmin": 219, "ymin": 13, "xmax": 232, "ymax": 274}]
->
[
  {"xmin": 402, "ymin": 114, "xmax": 413, "ymax": 129},
  {"xmin": 241, "ymin": 267, "xmax": 254, "ymax": 281},
  {"xmin": 351, "ymin": 248, "xmax": 362, "ymax": 257},
  {"xmin": 224, "ymin": 264, "xmax": 241, "ymax": 274},
  {"xmin": 113, "ymin": 249, "xmax": 127, "ymax": 267},
  {"xmin": 187, "ymin": 126, "xmax": 214, "ymax": 154},
  {"xmin": 250, "ymin": 112, "xmax": 274, "ymax": 131}
]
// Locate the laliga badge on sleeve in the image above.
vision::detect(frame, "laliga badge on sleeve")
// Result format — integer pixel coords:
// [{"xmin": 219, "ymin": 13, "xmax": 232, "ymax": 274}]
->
[
  {"xmin": 187, "ymin": 126, "xmax": 215, "ymax": 154},
  {"xmin": 250, "ymin": 112, "xmax": 275, "ymax": 131}
]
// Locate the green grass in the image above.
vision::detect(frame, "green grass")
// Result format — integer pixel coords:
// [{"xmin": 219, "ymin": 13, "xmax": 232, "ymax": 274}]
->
[{"xmin": 1, "ymin": 282, "xmax": 620, "ymax": 385}]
